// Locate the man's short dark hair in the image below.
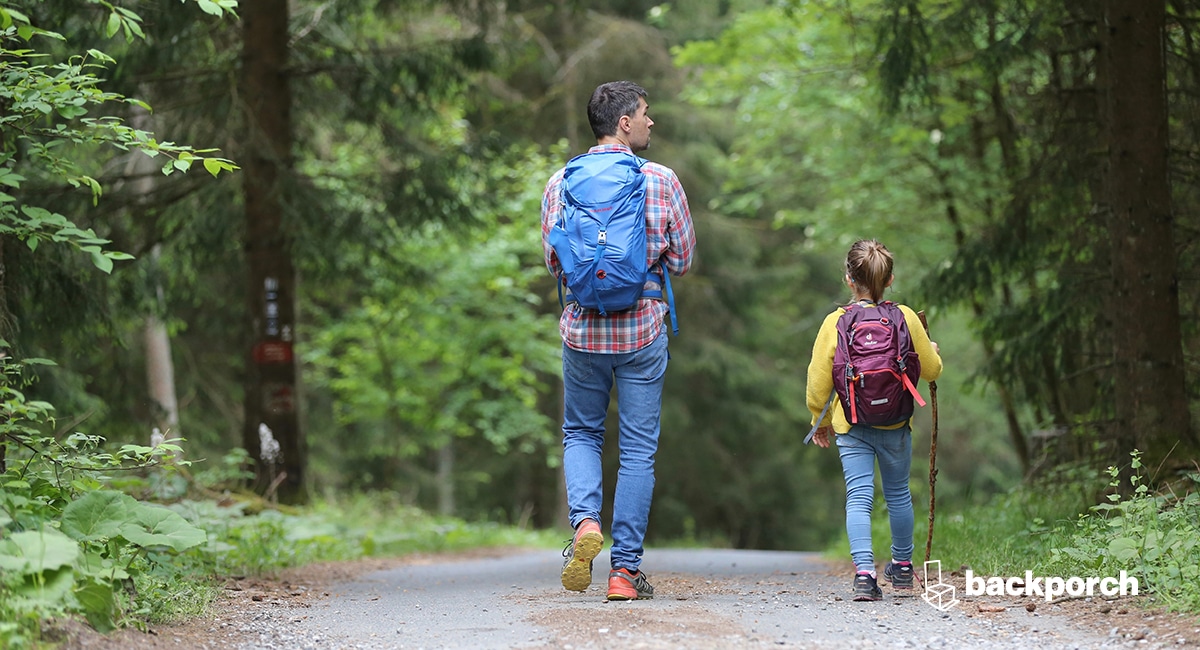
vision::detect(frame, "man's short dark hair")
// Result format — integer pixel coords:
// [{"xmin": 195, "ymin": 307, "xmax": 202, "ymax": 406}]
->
[{"xmin": 587, "ymin": 81, "xmax": 647, "ymax": 139}]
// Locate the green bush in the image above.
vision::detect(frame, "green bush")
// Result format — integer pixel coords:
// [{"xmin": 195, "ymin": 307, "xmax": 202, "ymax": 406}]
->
[
  {"xmin": 1, "ymin": 352, "xmax": 207, "ymax": 644},
  {"xmin": 1047, "ymin": 452, "xmax": 1200, "ymax": 611}
]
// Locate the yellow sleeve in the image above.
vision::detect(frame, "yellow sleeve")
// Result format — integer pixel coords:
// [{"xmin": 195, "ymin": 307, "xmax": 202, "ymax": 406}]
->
[
  {"xmin": 899, "ymin": 304, "xmax": 943, "ymax": 383},
  {"xmin": 806, "ymin": 309, "xmax": 844, "ymax": 426}
]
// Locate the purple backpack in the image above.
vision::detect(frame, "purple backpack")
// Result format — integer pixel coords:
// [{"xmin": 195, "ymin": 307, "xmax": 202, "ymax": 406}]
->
[{"xmin": 832, "ymin": 301, "xmax": 926, "ymax": 426}]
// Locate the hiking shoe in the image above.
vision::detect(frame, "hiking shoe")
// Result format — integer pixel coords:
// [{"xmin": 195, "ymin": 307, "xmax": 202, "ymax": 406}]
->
[
  {"xmin": 561, "ymin": 519, "xmax": 603, "ymax": 592},
  {"xmin": 853, "ymin": 572, "xmax": 883, "ymax": 601},
  {"xmin": 883, "ymin": 561, "xmax": 914, "ymax": 590},
  {"xmin": 607, "ymin": 568, "xmax": 654, "ymax": 601}
]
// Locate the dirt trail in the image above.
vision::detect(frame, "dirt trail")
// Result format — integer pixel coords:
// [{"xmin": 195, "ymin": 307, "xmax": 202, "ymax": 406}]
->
[{"xmin": 58, "ymin": 548, "xmax": 1198, "ymax": 649}]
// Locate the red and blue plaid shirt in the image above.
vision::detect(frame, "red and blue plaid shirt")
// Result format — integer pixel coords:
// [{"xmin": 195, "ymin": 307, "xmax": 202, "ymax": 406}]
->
[{"xmin": 542, "ymin": 144, "xmax": 696, "ymax": 353}]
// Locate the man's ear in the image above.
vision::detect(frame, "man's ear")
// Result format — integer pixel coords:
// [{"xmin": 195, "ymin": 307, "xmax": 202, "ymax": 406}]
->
[{"xmin": 618, "ymin": 114, "xmax": 631, "ymax": 133}]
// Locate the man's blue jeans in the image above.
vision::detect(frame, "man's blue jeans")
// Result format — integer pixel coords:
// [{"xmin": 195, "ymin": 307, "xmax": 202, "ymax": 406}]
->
[
  {"xmin": 561, "ymin": 333, "xmax": 668, "ymax": 572},
  {"xmin": 835, "ymin": 424, "xmax": 915, "ymax": 574}
]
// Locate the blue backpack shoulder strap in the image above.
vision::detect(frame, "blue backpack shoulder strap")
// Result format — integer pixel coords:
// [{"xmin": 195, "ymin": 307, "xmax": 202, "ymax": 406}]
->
[{"xmin": 632, "ymin": 154, "xmax": 679, "ymax": 335}]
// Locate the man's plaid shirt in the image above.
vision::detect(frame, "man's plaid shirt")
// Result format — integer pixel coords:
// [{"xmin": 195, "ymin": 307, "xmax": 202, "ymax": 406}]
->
[{"xmin": 542, "ymin": 144, "xmax": 696, "ymax": 353}]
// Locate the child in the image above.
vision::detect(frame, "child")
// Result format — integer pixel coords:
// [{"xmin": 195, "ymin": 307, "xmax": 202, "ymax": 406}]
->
[{"xmin": 807, "ymin": 238, "xmax": 942, "ymax": 601}]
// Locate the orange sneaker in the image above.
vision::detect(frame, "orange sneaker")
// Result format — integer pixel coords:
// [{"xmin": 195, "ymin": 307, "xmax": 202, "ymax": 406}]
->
[
  {"xmin": 560, "ymin": 519, "xmax": 603, "ymax": 591},
  {"xmin": 606, "ymin": 568, "xmax": 654, "ymax": 600}
]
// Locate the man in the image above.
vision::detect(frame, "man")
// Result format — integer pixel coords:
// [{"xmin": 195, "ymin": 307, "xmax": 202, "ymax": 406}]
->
[{"xmin": 540, "ymin": 80, "xmax": 696, "ymax": 601}]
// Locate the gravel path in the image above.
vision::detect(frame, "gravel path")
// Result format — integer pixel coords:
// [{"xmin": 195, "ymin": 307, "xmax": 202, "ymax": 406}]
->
[{"xmin": 210, "ymin": 548, "xmax": 1164, "ymax": 650}]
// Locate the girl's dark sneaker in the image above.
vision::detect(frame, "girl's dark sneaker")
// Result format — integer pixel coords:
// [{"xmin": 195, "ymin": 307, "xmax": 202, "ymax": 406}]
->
[
  {"xmin": 561, "ymin": 519, "xmax": 603, "ymax": 592},
  {"xmin": 853, "ymin": 572, "xmax": 883, "ymax": 601},
  {"xmin": 607, "ymin": 568, "xmax": 654, "ymax": 600},
  {"xmin": 883, "ymin": 561, "xmax": 915, "ymax": 589}
]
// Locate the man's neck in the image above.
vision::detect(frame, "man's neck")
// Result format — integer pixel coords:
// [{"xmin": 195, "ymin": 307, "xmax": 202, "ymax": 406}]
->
[{"xmin": 597, "ymin": 135, "xmax": 631, "ymax": 148}]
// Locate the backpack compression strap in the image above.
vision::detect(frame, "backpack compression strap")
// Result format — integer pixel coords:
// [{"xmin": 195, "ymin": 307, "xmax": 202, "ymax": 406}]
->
[
  {"xmin": 849, "ymin": 380, "xmax": 859, "ymax": 424},
  {"xmin": 557, "ymin": 265, "xmax": 680, "ymax": 337},
  {"xmin": 894, "ymin": 331, "xmax": 927, "ymax": 407},
  {"xmin": 803, "ymin": 391, "xmax": 836, "ymax": 445},
  {"xmin": 902, "ymin": 370, "xmax": 927, "ymax": 407}
]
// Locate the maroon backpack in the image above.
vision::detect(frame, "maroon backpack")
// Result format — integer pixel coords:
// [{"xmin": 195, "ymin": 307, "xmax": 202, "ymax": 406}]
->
[{"xmin": 832, "ymin": 301, "xmax": 926, "ymax": 427}]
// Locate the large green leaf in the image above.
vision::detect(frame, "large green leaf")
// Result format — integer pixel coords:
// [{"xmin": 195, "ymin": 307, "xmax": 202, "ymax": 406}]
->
[
  {"xmin": 60, "ymin": 490, "xmax": 138, "ymax": 542},
  {"xmin": 119, "ymin": 504, "xmax": 207, "ymax": 552},
  {"xmin": 0, "ymin": 528, "xmax": 80, "ymax": 574},
  {"xmin": 1108, "ymin": 537, "xmax": 1142, "ymax": 563},
  {"xmin": 75, "ymin": 579, "xmax": 118, "ymax": 633}
]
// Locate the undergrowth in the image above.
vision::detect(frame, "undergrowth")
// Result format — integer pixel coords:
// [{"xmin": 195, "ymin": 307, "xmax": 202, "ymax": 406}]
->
[
  {"xmin": 2, "ymin": 445, "xmax": 558, "ymax": 648},
  {"xmin": 0, "ymin": 353, "xmax": 556, "ymax": 649},
  {"xmin": 1043, "ymin": 452, "xmax": 1200, "ymax": 612}
]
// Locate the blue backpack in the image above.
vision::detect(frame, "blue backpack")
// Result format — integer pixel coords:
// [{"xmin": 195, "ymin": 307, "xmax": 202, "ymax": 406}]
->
[{"xmin": 548, "ymin": 150, "xmax": 678, "ymax": 335}]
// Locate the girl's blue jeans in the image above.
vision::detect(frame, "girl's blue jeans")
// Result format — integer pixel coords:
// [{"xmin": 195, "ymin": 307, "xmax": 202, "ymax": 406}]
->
[
  {"xmin": 561, "ymin": 333, "xmax": 668, "ymax": 572},
  {"xmin": 836, "ymin": 423, "xmax": 915, "ymax": 574}
]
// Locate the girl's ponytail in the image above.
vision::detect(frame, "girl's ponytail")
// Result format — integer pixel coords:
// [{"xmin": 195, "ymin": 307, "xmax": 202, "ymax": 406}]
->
[{"xmin": 845, "ymin": 239, "xmax": 894, "ymax": 303}]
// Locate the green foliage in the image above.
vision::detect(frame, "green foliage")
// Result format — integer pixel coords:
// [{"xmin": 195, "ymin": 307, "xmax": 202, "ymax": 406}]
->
[
  {"xmin": 167, "ymin": 491, "xmax": 558, "ymax": 580},
  {"xmin": 0, "ymin": 353, "xmax": 206, "ymax": 638},
  {"xmin": 908, "ymin": 465, "xmax": 1103, "ymax": 577},
  {"xmin": 303, "ymin": 141, "xmax": 562, "ymax": 496},
  {"xmin": 0, "ymin": 0, "xmax": 240, "ymax": 643},
  {"xmin": 673, "ymin": 2, "xmax": 952, "ymax": 267},
  {"xmin": 675, "ymin": 0, "xmax": 1200, "ymax": 478},
  {"xmin": 1048, "ymin": 452, "xmax": 1200, "ymax": 611},
  {"xmin": 191, "ymin": 447, "xmax": 255, "ymax": 492},
  {"xmin": 0, "ymin": 0, "xmax": 237, "ymax": 275}
]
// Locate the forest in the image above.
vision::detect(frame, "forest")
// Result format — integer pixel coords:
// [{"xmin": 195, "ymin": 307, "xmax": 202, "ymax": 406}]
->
[{"xmin": 2, "ymin": 0, "xmax": 1198, "ymax": 643}]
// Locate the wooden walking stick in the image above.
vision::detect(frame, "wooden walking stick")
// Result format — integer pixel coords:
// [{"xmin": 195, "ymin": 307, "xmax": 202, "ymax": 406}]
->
[{"xmin": 917, "ymin": 310, "xmax": 939, "ymax": 564}]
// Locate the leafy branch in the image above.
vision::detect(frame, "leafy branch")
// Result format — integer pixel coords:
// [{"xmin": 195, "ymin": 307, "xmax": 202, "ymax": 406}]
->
[{"xmin": 0, "ymin": 1, "xmax": 239, "ymax": 273}]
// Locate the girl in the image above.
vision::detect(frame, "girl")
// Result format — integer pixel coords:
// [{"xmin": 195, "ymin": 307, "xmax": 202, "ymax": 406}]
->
[{"xmin": 807, "ymin": 239, "xmax": 942, "ymax": 601}]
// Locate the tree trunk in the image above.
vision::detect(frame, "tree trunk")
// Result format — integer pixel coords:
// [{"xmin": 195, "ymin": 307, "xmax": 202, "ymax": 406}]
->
[
  {"xmin": 436, "ymin": 441, "xmax": 455, "ymax": 516},
  {"xmin": 144, "ymin": 249, "xmax": 181, "ymax": 440},
  {"xmin": 241, "ymin": 0, "xmax": 305, "ymax": 503},
  {"xmin": 1101, "ymin": 0, "xmax": 1197, "ymax": 472},
  {"xmin": 128, "ymin": 104, "xmax": 182, "ymax": 441},
  {"xmin": 556, "ymin": 0, "xmax": 579, "ymax": 151},
  {"xmin": 143, "ymin": 313, "xmax": 178, "ymax": 433}
]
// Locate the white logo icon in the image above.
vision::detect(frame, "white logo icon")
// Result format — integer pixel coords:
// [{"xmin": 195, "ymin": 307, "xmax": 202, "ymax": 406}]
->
[{"xmin": 922, "ymin": 560, "xmax": 958, "ymax": 612}]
